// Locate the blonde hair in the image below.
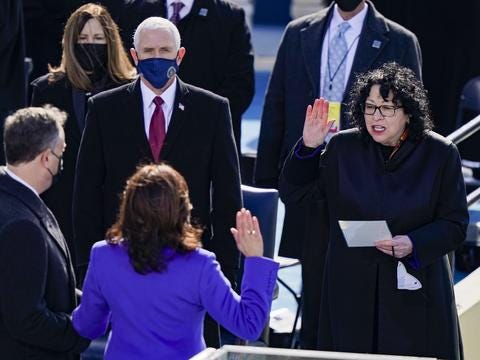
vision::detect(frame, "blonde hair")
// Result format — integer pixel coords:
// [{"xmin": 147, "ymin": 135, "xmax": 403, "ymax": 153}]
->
[{"xmin": 49, "ymin": 3, "xmax": 136, "ymax": 91}]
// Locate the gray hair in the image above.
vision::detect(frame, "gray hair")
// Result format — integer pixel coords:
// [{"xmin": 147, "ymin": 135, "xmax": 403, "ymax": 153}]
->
[
  {"xmin": 133, "ymin": 17, "xmax": 181, "ymax": 51},
  {"xmin": 4, "ymin": 105, "xmax": 66, "ymax": 165}
]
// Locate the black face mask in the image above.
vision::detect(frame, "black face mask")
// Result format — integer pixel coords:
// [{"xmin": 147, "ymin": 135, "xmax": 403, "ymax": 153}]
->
[
  {"xmin": 74, "ymin": 43, "xmax": 108, "ymax": 74},
  {"xmin": 47, "ymin": 150, "xmax": 63, "ymax": 186},
  {"xmin": 336, "ymin": 0, "xmax": 363, "ymax": 12}
]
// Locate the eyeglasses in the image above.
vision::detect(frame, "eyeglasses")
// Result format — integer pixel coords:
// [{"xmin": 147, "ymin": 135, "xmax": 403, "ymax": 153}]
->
[
  {"xmin": 50, "ymin": 149, "xmax": 64, "ymax": 171},
  {"xmin": 361, "ymin": 103, "xmax": 403, "ymax": 117}
]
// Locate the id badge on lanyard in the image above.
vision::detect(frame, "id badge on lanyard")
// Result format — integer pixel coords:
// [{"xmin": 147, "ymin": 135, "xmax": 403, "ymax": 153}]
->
[{"xmin": 327, "ymin": 101, "xmax": 341, "ymax": 133}]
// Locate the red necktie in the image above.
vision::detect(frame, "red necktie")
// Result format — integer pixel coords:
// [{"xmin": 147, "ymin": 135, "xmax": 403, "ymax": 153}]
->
[
  {"xmin": 169, "ymin": 1, "xmax": 185, "ymax": 25},
  {"xmin": 149, "ymin": 96, "xmax": 166, "ymax": 162}
]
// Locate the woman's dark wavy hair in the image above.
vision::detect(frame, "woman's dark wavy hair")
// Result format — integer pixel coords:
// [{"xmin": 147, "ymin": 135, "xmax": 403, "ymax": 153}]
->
[
  {"xmin": 348, "ymin": 62, "xmax": 433, "ymax": 141},
  {"xmin": 106, "ymin": 164, "xmax": 202, "ymax": 274}
]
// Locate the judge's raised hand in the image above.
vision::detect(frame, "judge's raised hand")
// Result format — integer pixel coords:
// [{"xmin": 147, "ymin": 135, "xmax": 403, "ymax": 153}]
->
[
  {"xmin": 303, "ymin": 98, "xmax": 335, "ymax": 148},
  {"xmin": 230, "ymin": 208, "xmax": 263, "ymax": 257}
]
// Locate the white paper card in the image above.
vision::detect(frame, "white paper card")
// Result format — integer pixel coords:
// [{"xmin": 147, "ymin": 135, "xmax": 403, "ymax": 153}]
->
[{"xmin": 338, "ymin": 220, "xmax": 392, "ymax": 247}]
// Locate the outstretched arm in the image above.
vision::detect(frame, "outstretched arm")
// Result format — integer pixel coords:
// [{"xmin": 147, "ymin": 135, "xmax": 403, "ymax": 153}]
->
[{"xmin": 201, "ymin": 209, "xmax": 278, "ymax": 340}]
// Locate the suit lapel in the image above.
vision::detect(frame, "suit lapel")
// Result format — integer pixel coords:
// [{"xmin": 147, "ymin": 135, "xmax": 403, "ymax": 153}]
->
[
  {"xmin": 160, "ymin": 79, "xmax": 190, "ymax": 159},
  {"xmin": 300, "ymin": 6, "xmax": 332, "ymax": 97},
  {"xmin": 345, "ymin": 2, "xmax": 389, "ymax": 99},
  {"xmin": 0, "ymin": 169, "xmax": 69, "ymax": 260},
  {"xmin": 126, "ymin": 78, "xmax": 152, "ymax": 160}
]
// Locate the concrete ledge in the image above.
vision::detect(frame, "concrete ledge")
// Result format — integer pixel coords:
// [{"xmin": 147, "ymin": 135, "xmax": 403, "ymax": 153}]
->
[{"xmin": 455, "ymin": 266, "xmax": 480, "ymax": 360}]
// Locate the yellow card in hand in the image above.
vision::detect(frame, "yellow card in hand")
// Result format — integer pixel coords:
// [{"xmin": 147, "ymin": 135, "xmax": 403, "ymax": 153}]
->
[{"xmin": 327, "ymin": 101, "xmax": 341, "ymax": 132}]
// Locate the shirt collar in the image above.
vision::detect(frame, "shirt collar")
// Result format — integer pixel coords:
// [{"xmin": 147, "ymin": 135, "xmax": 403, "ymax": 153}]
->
[
  {"xmin": 140, "ymin": 77, "xmax": 177, "ymax": 112},
  {"xmin": 5, "ymin": 167, "xmax": 39, "ymax": 197},
  {"xmin": 331, "ymin": 3, "xmax": 368, "ymax": 34}
]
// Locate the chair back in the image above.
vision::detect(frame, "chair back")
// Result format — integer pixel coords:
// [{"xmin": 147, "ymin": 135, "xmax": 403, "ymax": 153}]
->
[
  {"xmin": 457, "ymin": 76, "xmax": 480, "ymax": 164},
  {"xmin": 241, "ymin": 185, "xmax": 279, "ymax": 259}
]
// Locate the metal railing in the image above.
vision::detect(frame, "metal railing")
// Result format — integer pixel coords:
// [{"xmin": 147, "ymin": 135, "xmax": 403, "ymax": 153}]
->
[
  {"xmin": 467, "ymin": 186, "xmax": 480, "ymax": 207},
  {"xmin": 447, "ymin": 115, "xmax": 480, "ymax": 207},
  {"xmin": 447, "ymin": 114, "xmax": 480, "ymax": 145}
]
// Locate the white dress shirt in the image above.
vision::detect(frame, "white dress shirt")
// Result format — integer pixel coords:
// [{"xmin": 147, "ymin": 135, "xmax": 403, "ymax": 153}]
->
[
  {"xmin": 5, "ymin": 167, "xmax": 39, "ymax": 197},
  {"xmin": 320, "ymin": 3, "xmax": 368, "ymax": 97},
  {"xmin": 166, "ymin": 0, "xmax": 194, "ymax": 21},
  {"xmin": 141, "ymin": 77, "xmax": 177, "ymax": 138}
]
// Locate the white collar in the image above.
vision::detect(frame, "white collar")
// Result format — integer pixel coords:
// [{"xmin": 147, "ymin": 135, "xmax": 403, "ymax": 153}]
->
[
  {"xmin": 330, "ymin": 3, "xmax": 368, "ymax": 35},
  {"xmin": 5, "ymin": 167, "xmax": 39, "ymax": 197},
  {"xmin": 140, "ymin": 77, "xmax": 177, "ymax": 111}
]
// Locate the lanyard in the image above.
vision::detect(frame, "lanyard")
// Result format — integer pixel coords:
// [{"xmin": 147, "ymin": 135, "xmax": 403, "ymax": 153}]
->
[{"xmin": 326, "ymin": 27, "xmax": 360, "ymax": 90}]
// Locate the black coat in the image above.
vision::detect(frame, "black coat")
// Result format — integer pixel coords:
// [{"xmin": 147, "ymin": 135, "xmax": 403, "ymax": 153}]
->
[
  {"xmin": 22, "ymin": 0, "xmax": 83, "ymax": 82},
  {"xmin": 255, "ymin": 0, "xmax": 423, "ymax": 255},
  {"xmin": 255, "ymin": 3, "xmax": 423, "ymax": 348},
  {"xmin": 0, "ymin": 0, "xmax": 27, "ymax": 164},
  {"xmin": 256, "ymin": 1, "xmax": 423, "ymax": 194},
  {"xmin": 30, "ymin": 74, "xmax": 128, "ymax": 266},
  {"xmin": 73, "ymin": 77, "xmax": 242, "ymax": 275},
  {"xmin": 108, "ymin": 0, "xmax": 254, "ymax": 153},
  {"xmin": 280, "ymin": 130, "xmax": 468, "ymax": 359},
  {"xmin": 0, "ymin": 168, "xmax": 89, "ymax": 359}
]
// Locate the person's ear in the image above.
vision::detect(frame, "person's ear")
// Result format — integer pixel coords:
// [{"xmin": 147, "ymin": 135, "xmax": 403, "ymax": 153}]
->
[
  {"xmin": 39, "ymin": 148, "xmax": 51, "ymax": 168},
  {"xmin": 130, "ymin": 48, "xmax": 139, "ymax": 66},
  {"xmin": 176, "ymin": 47, "xmax": 186, "ymax": 66}
]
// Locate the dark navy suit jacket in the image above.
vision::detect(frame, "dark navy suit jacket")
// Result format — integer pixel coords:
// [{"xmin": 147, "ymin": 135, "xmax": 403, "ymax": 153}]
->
[
  {"xmin": 73, "ymin": 78, "xmax": 242, "ymax": 277},
  {"xmin": 0, "ymin": 168, "xmax": 89, "ymax": 359}
]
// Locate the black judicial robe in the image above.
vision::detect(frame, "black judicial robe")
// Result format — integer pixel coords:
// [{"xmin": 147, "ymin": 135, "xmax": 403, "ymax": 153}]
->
[{"xmin": 281, "ymin": 129, "xmax": 467, "ymax": 360}]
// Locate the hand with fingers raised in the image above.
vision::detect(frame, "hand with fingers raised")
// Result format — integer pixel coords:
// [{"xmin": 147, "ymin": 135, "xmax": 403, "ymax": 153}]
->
[
  {"xmin": 230, "ymin": 208, "xmax": 264, "ymax": 257},
  {"xmin": 303, "ymin": 98, "xmax": 336, "ymax": 148}
]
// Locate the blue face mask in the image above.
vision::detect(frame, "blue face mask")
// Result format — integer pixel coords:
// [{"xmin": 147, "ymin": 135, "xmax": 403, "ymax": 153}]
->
[{"xmin": 137, "ymin": 57, "xmax": 179, "ymax": 89}]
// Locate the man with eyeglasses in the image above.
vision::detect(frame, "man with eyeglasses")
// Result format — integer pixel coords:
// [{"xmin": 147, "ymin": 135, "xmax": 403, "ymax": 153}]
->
[{"xmin": 0, "ymin": 105, "xmax": 90, "ymax": 359}]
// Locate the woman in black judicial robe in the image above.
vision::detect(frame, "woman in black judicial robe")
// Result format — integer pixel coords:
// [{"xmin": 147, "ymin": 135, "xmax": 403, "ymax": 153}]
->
[
  {"xmin": 31, "ymin": 3, "xmax": 135, "ymax": 265},
  {"xmin": 280, "ymin": 63, "xmax": 468, "ymax": 360}
]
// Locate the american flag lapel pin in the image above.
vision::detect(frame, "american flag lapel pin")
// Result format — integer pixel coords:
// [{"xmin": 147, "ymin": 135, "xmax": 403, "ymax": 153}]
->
[
  {"xmin": 372, "ymin": 40, "xmax": 382, "ymax": 49},
  {"xmin": 179, "ymin": 103, "xmax": 185, "ymax": 111}
]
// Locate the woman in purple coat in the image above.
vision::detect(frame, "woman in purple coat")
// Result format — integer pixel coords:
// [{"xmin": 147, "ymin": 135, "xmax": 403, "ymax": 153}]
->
[{"xmin": 72, "ymin": 163, "xmax": 278, "ymax": 359}]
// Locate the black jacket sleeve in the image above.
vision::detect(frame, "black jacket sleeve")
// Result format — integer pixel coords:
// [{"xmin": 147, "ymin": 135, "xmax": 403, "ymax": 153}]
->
[
  {"xmin": 210, "ymin": 97, "xmax": 242, "ymax": 278},
  {"xmin": 254, "ymin": 27, "xmax": 290, "ymax": 188},
  {"xmin": 407, "ymin": 144, "xmax": 469, "ymax": 268},
  {"xmin": 214, "ymin": 5, "xmax": 254, "ymax": 119}
]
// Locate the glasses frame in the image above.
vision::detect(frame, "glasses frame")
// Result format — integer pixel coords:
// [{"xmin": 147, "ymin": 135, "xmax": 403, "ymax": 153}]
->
[
  {"xmin": 50, "ymin": 148, "xmax": 64, "ymax": 171},
  {"xmin": 361, "ymin": 103, "xmax": 403, "ymax": 117}
]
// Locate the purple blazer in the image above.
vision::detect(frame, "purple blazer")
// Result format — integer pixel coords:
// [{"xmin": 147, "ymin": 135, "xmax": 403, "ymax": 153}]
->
[{"xmin": 72, "ymin": 241, "xmax": 278, "ymax": 359}]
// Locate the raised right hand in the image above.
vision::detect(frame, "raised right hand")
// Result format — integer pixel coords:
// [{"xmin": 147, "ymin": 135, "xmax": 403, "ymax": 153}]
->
[
  {"xmin": 302, "ymin": 98, "xmax": 335, "ymax": 148},
  {"xmin": 230, "ymin": 208, "xmax": 263, "ymax": 257}
]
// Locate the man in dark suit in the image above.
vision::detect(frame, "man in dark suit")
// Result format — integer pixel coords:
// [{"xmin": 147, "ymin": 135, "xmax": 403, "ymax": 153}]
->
[
  {"xmin": 22, "ymin": 0, "xmax": 83, "ymax": 83},
  {"xmin": 0, "ymin": 0, "xmax": 27, "ymax": 165},
  {"xmin": 255, "ymin": 0, "xmax": 422, "ymax": 349},
  {"xmin": 100, "ymin": 0, "xmax": 254, "ymax": 155},
  {"xmin": 73, "ymin": 16, "xmax": 242, "ymax": 347},
  {"xmin": 0, "ymin": 106, "xmax": 89, "ymax": 359}
]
